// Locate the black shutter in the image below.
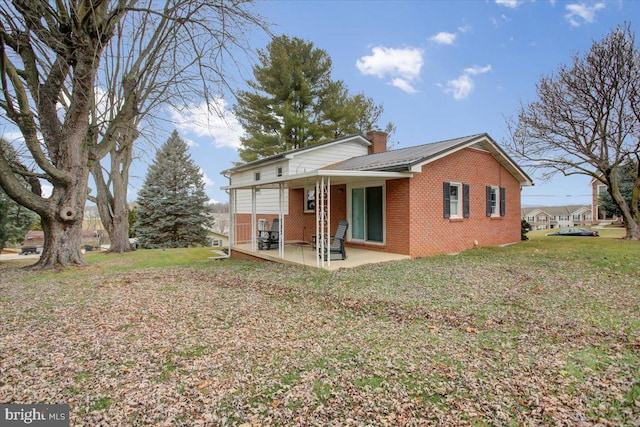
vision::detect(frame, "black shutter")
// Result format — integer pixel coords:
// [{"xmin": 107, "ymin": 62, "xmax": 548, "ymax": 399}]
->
[
  {"xmin": 463, "ymin": 184, "xmax": 470, "ymax": 218},
  {"xmin": 443, "ymin": 182, "xmax": 451, "ymax": 218},
  {"xmin": 500, "ymin": 187, "xmax": 506, "ymax": 216},
  {"xmin": 486, "ymin": 186, "xmax": 492, "ymax": 217}
]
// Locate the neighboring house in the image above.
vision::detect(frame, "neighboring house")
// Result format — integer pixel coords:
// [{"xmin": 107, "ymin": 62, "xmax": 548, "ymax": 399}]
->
[
  {"xmin": 208, "ymin": 231, "xmax": 228, "ymax": 248},
  {"xmin": 222, "ymin": 131, "xmax": 533, "ymax": 265},
  {"xmin": 591, "ymin": 177, "xmax": 620, "ymax": 224},
  {"xmin": 521, "ymin": 205, "xmax": 592, "ymax": 230},
  {"xmin": 23, "ymin": 230, "xmax": 103, "ymax": 248}
]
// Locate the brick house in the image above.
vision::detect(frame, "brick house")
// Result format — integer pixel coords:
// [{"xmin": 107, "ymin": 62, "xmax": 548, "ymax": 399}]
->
[{"xmin": 222, "ymin": 131, "xmax": 533, "ymax": 267}]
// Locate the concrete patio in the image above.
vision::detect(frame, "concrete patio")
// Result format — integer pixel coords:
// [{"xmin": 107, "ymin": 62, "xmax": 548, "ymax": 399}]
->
[{"xmin": 231, "ymin": 242, "xmax": 410, "ymax": 270}]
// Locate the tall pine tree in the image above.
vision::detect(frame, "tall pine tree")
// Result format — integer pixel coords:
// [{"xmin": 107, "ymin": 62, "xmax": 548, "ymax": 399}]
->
[
  {"xmin": 134, "ymin": 131, "xmax": 212, "ymax": 248},
  {"xmin": 234, "ymin": 35, "xmax": 391, "ymax": 162}
]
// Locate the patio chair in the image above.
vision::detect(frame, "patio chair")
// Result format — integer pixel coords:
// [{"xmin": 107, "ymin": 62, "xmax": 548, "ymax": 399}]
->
[
  {"xmin": 321, "ymin": 220, "xmax": 349, "ymax": 260},
  {"xmin": 257, "ymin": 219, "xmax": 279, "ymax": 250}
]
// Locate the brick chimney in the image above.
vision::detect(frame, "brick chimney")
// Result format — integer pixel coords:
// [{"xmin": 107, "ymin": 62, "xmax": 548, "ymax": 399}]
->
[{"xmin": 366, "ymin": 130, "xmax": 388, "ymax": 155}]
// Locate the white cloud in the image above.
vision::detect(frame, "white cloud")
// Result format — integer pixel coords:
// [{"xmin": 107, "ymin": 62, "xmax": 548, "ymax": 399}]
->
[
  {"xmin": 391, "ymin": 78, "xmax": 418, "ymax": 94},
  {"xmin": 446, "ymin": 75, "xmax": 474, "ymax": 100},
  {"xmin": 199, "ymin": 168, "xmax": 214, "ymax": 187},
  {"xmin": 445, "ymin": 64, "xmax": 492, "ymax": 100},
  {"xmin": 41, "ymin": 184, "xmax": 53, "ymax": 198},
  {"xmin": 430, "ymin": 32, "xmax": 457, "ymax": 45},
  {"xmin": 464, "ymin": 65, "xmax": 493, "ymax": 75},
  {"xmin": 565, "ymin": 2, "xmax": 606, "ymax": 26},
  {"xmin": 356, "ymin": 46, "xmax": 423, "ymax": 94},
  {"xmin": 169, "ymin": 97, "xmax": 244, "ymax": 149},
  {"xmin": 495, "ymin": 0, "xmax": 522, "ymax": 8}
]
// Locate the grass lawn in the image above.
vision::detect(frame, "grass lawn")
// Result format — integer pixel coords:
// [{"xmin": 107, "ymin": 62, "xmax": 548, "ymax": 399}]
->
[{"xmin": 1, "ymin": 232, "xmax": 638, "ymax": 426}]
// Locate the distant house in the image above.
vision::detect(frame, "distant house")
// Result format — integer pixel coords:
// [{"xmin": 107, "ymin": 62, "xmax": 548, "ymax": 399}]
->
[
  {"xmin": 222, "ymin": 132, "xmax": 533, "ymax": 267},
  {"xmin": 590, "ymin": 177, "xmax": 621, "ymax": 224},
  {"xmin": 522, "ymin": 205, "xmax": 592, "ymax": 230},
  {"xmin": 23, "ymin": 230, "xmax": 103, "ymax": 248}
]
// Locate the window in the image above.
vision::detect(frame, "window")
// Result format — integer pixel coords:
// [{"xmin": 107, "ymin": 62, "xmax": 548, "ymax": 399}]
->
[
  {"xmin": 443, "ymin": 182, "xmax": 469, "ymax": 218},
  {"xmin": 486, "ymin": 186, "xmax": 505, "ymax": 217},
  {"xmin": 559, "ymin": 215, "xmax": 569, "ymax": 221},
  {"xmin": 304, "ymin": 188, "xmax": 315, "ymax": 212},
  {"xmin": 597, "ymin": 184, "xmax": 607, "ymax": 195},
  {"xmin": 276, "ymin": 167, "xmax": 283, "ymax": 177},
  {"xmin": 254, "ymin": 172, "xmax": 261, "ymax": 181},
  {"xmin": 573, "ymin": 214, "xmax": 581, "ymax": 221}
]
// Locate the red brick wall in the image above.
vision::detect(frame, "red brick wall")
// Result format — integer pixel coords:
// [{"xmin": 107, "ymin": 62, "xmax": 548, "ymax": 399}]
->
[
  {"xmin": 407, "ymin": 147, "xmax": 522, "ymax": 257},
  {"xmin": 233, "ymin": 184, "xmax": 348, "ymax": 244},
  {"xmin": 232, "ymin": 148, "xmax": 523, "ymax": 257},
  {"xmin": 384, "ymin": 178, "xmax": 411, "ymax": 254}
]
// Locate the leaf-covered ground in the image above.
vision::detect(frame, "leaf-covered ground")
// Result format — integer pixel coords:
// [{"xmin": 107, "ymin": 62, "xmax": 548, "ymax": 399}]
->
[{"xmin": 1, "ymin": 239, "xmax": 639, "ymax": 426}]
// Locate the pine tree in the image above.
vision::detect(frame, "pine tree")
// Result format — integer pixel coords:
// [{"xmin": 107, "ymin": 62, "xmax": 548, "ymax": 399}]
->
[
  {"xmin": 234, "ymin": 35, "xmax": 390, "ymax": 162},
  {"xmin": 0, "ymin": 140, "xmax": 37, "ymax": 252},
  {"xmin": 134, "ymin": 131, "xmax": 212, "ymax": 248}
]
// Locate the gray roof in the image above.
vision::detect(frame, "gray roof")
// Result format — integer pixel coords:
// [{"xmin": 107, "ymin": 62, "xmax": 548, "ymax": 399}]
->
[
  {"xmin": 324, "ymin": 133, "xmax": 487, "ymax": 171},
  {"xmin": 521, "ymin": 205, "xmax": 591, "ymax": 216}
]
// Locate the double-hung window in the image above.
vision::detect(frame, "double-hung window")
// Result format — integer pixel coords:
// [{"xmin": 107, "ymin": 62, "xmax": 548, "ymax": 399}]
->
[
  {"xmin": 443, "ymin": 182, "xmax": 469, "ymax": 218},
  {"xmin": 486, "ymin": 186, "xmax": 506, "ymax": 217}
]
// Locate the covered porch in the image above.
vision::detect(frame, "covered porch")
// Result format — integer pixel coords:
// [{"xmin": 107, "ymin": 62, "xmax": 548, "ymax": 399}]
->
[
  {"xmin": 231, "ymin": 241, "xmax": 410, "ymax": 270},
  {"xmin": 224, "ymin": 169, "xmax": 412, "ymax": 269}
]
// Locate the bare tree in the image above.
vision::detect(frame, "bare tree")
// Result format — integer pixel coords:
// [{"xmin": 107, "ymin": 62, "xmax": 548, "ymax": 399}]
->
[
  {"xmin": 89, "ymin": 3, "xmax": 266, "ymax": 253},
  {"xmin": 507, "ymin": 24, "xmax": 640, "ymax": 240},
  {"xmin": 0, "ymin": 0, "xmax": 267, "ymax": 267}
]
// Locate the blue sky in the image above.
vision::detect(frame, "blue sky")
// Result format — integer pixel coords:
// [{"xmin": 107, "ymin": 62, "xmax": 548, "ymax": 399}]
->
[
  {"xmin": 6, "ymin": 0, "xmax": 634, "ymax": 207},
  {"xmin": 166, "ymin": 0, "xmax": 639, "ymax": 206}
]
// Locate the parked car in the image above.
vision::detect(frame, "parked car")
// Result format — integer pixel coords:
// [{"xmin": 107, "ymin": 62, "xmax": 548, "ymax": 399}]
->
[{"xmin": 547, "ymin": 228, "xmax": 599, "ymax": 237}]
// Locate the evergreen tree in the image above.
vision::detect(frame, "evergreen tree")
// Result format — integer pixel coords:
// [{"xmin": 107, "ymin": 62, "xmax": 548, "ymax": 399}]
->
[
  {"xmin": 234, "ymin": 35, "xmax": 390, "ymax": 162},
  {"xmin": 0, "ymin": 140, "xmax": 37, "ymax": 252},
  {"xmin": 134, "ymin": 131, "xmax": 212, "ymax": 248},
  {"xmin": 0, "ymin": 191, "xmax": 37, "ymax": 251}
]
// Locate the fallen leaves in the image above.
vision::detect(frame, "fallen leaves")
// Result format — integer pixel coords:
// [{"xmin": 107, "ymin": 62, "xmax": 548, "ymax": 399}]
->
[{"xmin": 0, "ymin": 253, "xmax": 638, "ymax": 426}]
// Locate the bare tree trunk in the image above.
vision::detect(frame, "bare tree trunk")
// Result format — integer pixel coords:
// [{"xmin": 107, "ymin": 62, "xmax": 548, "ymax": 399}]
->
[
  {"xmin": 30, "ymin": 176, "xmax": 89, "ymax": 269},
  {"xmin": 92, "ymin": 158, "xmax": 132, "ymax": 253},
  {"xmin": 35, "ymin": 211, "xmax": 85, "ymax": 269},
  {"xmin": 609, "ymin": 171, "xmax": 640, "ymax": 240}
]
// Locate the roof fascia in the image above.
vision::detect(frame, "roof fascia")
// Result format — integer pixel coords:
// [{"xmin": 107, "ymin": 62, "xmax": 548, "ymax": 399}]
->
[
  {"xmin": 221, "ymin": 169, "xmax": 412, "ymax": 190},
  {"xmin": 409, "ymin": 134, "xmax": 534, "ymax": 186}
]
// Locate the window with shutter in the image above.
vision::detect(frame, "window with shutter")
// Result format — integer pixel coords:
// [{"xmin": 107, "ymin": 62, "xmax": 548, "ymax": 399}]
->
[
  {"xmin": 444, "ymin": 182, "xmax": 463, "ymax": 218},
  {"xmin": 443, "ymin": 182, "xmax": 450, "ymax": 218},
  {"xmin": 463, "ymin": 184, "xmax": 470, "ymax": 218}
]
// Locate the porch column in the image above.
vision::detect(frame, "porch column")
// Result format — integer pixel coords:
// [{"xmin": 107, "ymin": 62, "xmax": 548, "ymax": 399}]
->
[
  {"xmin": 278, "ymin": 182, "xmax": 285, "ymax": 259},
  {"xmin": 229, "ymin": 189, "xmax": 235, "ymax": 251},
  {"xmin": 251, "ymin": 186, "xmax": 257, "ymax": 251},
  {"xmin": 315, "ymin": 176, "xmax": 330, "ymax": 268}
]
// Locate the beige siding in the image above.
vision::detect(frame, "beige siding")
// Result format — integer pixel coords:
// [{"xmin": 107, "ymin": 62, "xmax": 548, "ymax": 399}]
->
[
  {"xmin": 235, "ymin": 188, "xmax": 290, "ymax": 214},
  {"xmin": 288, "ymin": 141, "xmax": 368, "ymax": 174},
  {"xmin": 232, "ymin": 159, "xmax": 288, "ymax": 186}
]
